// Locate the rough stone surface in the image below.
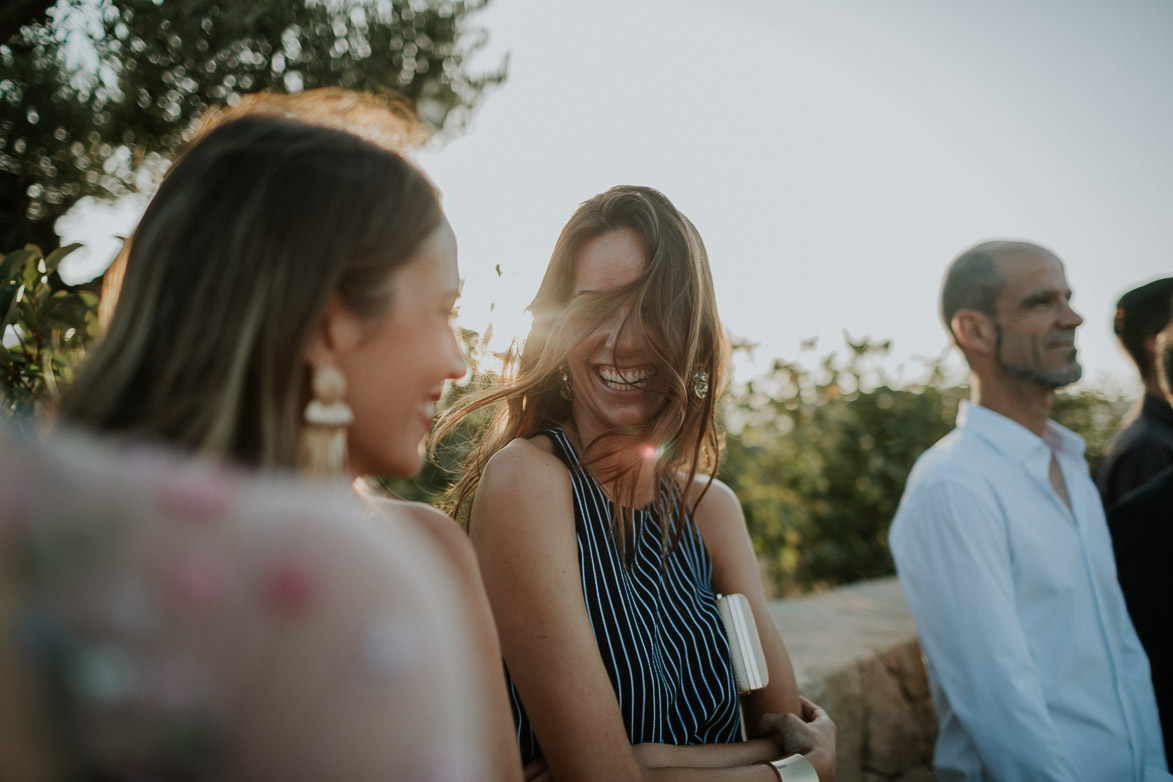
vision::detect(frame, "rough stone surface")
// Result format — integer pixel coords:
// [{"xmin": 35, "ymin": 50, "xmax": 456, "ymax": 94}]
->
[
  {"xmin": 804, "ymin": 663, "xmax": 864, "ymax": 782},
  {"xmin": 862, "ymin": 652, "xmax": 917, "ymax": 775},
  {"xmin": 768, "ymin": 578, "xmax": 937, "ymax": 782},
  {"xmin": 862, "ymin": 645, "xmax": 936, "ymax": 775}
]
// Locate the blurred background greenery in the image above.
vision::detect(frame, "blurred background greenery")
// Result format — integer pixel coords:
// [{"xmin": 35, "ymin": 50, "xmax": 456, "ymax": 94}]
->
[{"xmin": 1, "ymin": 243, "xmax": 95, "ymax": 429}]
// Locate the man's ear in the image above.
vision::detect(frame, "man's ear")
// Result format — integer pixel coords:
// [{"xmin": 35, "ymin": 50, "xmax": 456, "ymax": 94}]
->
[
  {"xmin": 952, "ymin": 309, "xmax": 997, "ymax": 358},
  {"xmin": 303, "ymin": 294, "xmax": 365, "ymax": 368}
]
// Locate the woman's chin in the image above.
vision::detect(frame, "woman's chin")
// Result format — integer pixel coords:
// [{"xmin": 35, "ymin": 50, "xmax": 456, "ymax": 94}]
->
[{"xmin": 348, "ymin": 446, "xmax": 423, "ymax": 481}]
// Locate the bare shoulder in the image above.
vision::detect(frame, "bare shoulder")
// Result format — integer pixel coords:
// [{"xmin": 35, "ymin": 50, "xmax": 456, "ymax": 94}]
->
[
  {"xmin": 471, "ymin": 435, "xmax": 576, "ymax": 550},
  {"xmin": 478, "ymin": 434, "xmax": 569, "ymax": 501},
  {"xmin": 681, "ymin": 473, "xmax": 743, "ymax": 529},
  {"xmin": 485, "ymin": 434, "xmax": 562, "ymax": 476},
  {"xmin": 678, "ymin": 473, "xmax": 754, "ymax": 582},
  {"xmin": 366, "ymin": 495, "xmax": 477, "ymax": 573},
  {"xmin": 371, "ymin": 494, "xmax": 457, "ymax": 527}
]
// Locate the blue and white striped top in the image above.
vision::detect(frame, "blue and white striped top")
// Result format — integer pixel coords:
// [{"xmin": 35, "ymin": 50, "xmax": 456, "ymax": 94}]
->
[{"xmin": 508, "ymin": 427, "xmax": 742, "ymax": 764}]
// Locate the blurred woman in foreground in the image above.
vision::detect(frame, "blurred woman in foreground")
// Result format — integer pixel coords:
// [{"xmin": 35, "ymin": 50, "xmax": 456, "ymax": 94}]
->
[
  {"xmin": 0, "ymin": 423, "xmax": 490, "ymax": 780},
  {"xmin": 52, "ymin": 90, "xmax": 522, "ymax": 780}
]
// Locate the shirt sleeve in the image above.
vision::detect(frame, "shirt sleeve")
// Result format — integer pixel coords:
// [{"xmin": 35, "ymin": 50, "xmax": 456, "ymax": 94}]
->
[{"xmin": 891, "ymin": 479, "xmax": 1086, "ymax": 781}]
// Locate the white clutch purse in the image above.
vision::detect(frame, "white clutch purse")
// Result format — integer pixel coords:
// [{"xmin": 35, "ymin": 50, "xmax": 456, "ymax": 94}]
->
[{"xmin": 716, "ymin": 593, "xmax": 769, "ymax": 693}]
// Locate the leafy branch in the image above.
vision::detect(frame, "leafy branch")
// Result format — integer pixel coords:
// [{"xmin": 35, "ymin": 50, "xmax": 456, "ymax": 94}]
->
[{"xmin": 1, "ymin": 243, "xmax": 97, "ymax": 429}]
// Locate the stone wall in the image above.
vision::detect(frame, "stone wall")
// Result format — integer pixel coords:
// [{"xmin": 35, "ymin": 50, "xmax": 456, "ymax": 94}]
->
[{"xmin": 767, "ymin": 578, "xmax": 937, "ymax": 782}]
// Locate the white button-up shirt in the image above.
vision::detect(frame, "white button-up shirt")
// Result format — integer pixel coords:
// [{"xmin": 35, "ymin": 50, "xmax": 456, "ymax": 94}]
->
[{"xmin": 890, "ymin": 401, "xmax": 1169, "ymax": 781}]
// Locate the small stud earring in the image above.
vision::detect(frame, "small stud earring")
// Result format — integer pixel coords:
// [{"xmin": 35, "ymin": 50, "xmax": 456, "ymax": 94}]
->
[
  {"xmin": 691, "ymin": 370, "xmax": 709, "ymax": 400},
  {"xmin": 559, "ymin": 365, "xmax": 573, "ymax": 401}
]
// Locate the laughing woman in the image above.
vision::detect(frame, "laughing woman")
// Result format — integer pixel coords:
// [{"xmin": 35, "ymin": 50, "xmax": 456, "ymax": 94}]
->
[{"xmin": 437, "ymin": 186, "xmax": 837, "ymax": 781}]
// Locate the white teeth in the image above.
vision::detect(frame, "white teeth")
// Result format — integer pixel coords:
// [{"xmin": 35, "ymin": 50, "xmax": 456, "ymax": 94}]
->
[{"xmin": 597, "ymin": 365, "xmax": 654, "ymax": 387}]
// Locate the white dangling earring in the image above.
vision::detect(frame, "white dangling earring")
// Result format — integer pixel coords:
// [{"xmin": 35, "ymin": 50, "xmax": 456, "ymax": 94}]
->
[
  {"xmin": 299, "ymin": 362, "xmax": 354, "ymax": 477},
  {"xmin": 691, "ymin": 370, "xmax": 709, "ymax": 400},
  {"xmin": 559, "ymin": 364, "xmax": 573, "ymax": 401}
]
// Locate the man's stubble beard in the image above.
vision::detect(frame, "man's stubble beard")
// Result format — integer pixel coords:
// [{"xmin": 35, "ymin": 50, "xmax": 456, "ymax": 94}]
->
[{"xmin": 994, "ymin": 324, "xmax": 1083, "ymax": 390}]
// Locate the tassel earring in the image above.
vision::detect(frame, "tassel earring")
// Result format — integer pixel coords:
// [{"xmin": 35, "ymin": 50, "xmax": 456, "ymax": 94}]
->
[
  {"xmin": 559, "ymin": 365, "xmax": 573, "ymax": 401},
  {"xmin": 691, "ymin": 370, "xmax": 709, "ymax": 400},
  {"xmin": 299, "ymin": 362, "xmax": 354, "ymax": 477}
]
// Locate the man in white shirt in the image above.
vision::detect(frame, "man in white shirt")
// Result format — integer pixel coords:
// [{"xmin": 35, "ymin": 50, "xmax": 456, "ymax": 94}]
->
[{"xmin": 889, "ymin": 240, "xmax": 1169, "ymax": 781}]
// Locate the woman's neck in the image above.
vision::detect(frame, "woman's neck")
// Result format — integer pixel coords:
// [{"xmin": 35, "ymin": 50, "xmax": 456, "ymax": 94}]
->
[{"xmin": 564, "ymin": 419, "xmax": 662, "ymax": 508}]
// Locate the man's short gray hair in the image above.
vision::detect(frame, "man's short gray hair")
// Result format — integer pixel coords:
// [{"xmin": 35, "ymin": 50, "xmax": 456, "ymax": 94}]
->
[{"xmin": 941, "ymin": 242, "xmax": 1008, "ymax": 346}]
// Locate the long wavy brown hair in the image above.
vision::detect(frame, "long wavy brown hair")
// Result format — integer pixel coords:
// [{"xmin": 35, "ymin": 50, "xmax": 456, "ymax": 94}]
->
[{"xmin": 435, "ymin": 185, "xmax": 729, "ymax": 557}]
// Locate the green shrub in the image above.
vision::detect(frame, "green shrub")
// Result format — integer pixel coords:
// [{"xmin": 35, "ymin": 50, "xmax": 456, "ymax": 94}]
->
[
  {"xmin": 1, "ymin": 244, "xmax": 97, "ymax": 430},
  {"xmin": 719, "ymin": 338, "xmax": 1128, "ymax": 595}
]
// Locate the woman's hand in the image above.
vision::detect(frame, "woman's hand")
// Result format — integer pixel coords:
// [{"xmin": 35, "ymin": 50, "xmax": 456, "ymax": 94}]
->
[{"xmin": 755, "ymin": 696, "xmax": 838, "ymax": 782}]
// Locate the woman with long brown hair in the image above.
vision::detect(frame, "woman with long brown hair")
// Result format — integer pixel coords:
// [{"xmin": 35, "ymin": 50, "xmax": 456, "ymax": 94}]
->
[
  {"xmin": 437, "ymin": 186, "xmax": 837, "ymax": 781},
  {"xmin": 56, "ymin": 90, "xmax": 523, "ymax": 780}
]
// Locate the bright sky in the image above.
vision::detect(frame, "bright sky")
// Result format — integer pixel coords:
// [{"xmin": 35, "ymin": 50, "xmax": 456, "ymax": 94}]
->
[{"xmin": 60, "ymin": 0, "xmax": 1173, "ymax": 393}]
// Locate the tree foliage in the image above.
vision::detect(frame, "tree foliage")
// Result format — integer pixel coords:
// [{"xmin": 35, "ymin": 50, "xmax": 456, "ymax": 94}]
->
[
  {"xmin": 718, "ymin": 338, "xmax": 1129, "ymax": 595},
  {"xmin": 1, "ymin": 243, "xmax": 96, "ymax": 429},
  {"xmin": 1, "ymin": 0, "xmax": 505, "ymax": 250}
]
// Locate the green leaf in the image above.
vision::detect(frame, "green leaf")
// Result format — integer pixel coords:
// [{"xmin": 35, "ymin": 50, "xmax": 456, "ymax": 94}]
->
[
  {"xmin": 20, "ymin": 254, "xmax": 42, "ymax": 290},
  {"xmin": 0, "ymin": 283, "xmax": 19, "ymax": 332},
  {"xmin": 44, "ymin": 290, "xmax": 99, "ymax": 333},
  {"xmin": 47, "ymin": 308, "xmax": 88, "ymax": 332},
  {"xmin": 1, "ymin": 249, "xmax": 39, "ymax": 286},
  {"xmin": 18, "ymin": 296, "xmax": 37, "ymax": 329}
]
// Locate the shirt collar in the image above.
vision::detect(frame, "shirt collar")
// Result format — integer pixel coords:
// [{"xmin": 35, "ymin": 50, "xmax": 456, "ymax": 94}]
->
[{"xmin": 957, "ymin": 400, "xmax": 1086, "ymax": 464}]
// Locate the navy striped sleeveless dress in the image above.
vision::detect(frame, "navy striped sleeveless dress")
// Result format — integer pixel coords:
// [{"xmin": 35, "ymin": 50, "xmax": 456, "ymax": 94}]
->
[{"xmin": 507, "ymin": 427, "xmax": 742, "ymax": 764}]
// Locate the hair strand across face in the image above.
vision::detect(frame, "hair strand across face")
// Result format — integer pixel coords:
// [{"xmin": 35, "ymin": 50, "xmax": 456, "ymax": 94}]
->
[{"xmin": 435, "ymin": 186, "xmax": 729, "ymax": 559}]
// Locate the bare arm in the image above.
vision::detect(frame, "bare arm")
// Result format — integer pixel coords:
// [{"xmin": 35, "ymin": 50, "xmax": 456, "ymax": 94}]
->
[
  {"xmin": 469, "ymin": 440, "xmax": 792, "ymax": 782},
  {"xmin": 689, "ymin": 477, "xmax": 801, "ymax": 723},
  {"xmin": 382, "ymin": 499, "xmax": 525, "ymax": 782}
]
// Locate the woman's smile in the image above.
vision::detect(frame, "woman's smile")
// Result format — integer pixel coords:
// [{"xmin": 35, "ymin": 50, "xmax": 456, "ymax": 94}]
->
[{"xmin": 594, "ymin": 363, "xmax": 656, "ymax": 391}]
